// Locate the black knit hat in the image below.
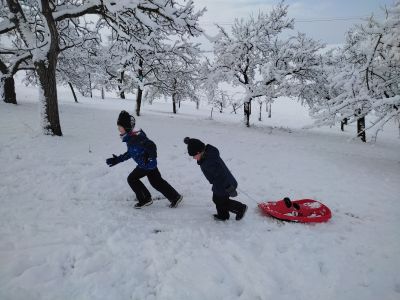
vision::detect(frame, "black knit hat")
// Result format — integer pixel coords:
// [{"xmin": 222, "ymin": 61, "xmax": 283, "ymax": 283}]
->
[
  {"xmin": 184, "ymin": 137, "xmax": 205, "ymax": 156},
  {"xmin": 117, "ymin": 110, "xmax": 135, "ymax": 132}
]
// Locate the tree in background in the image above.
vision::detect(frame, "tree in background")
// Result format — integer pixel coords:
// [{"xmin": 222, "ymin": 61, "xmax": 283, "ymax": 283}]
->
[
  {"xmin": 0, "ymin": 0, "xmax": 204, "ymax": 136},
  {"xmin": 0, "ymin": 3, "xmax": 32, "ymax": 104},
  {"xmin": 310, "ymin": 2, "xmax": 400, "ymax": 142},
  {"xmin": 151, "ymin": 40, "xmax": 202, "ymax": 114},
  {"xmin": 103, "ymin": 20, "xmax": 203, "ymax": 115},
  {"xmin": 57, "ymin": 39, "xmax": 103, "ymax": 102},
  {"xmin": 207, "ymin": 88, "xmax": 228, "ymax": 114},
  {"xmin": 209, "ymin": 1, "xmax": 322, "ymax": 127}
]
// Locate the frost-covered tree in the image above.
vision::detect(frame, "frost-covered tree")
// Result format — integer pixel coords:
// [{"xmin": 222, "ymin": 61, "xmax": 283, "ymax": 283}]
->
[
  {"xmin": 310, "ymin": 2, "xmax": 400, "ymax": 142},
  {"xmin": 207, "ymin": 88, "xmax": 228, "ymax": 113},
  {"xmin": 57, "ymin": 40, "xmax": 103, "ymax": 102},
  {"xmin": 106, "ymin": 29, "xmax": 203, "ymax": 115},
  {"xmin": 299, "ymin": 49, "xmax": 348, "ymax": 129},
  {"xmin": 56, "ymin": 16, "xmax": 104, "ymax": 101},
  {"xmin": 0, "ymin": 3, "xmax": 32, "ymax": 104},
  {"xmin": 100, "ymin": 39, "xmax": 132, "ymax": 100},
  {"xmin": 0, "ymin": 0, "xmax": 203, "ymax": 136},
  {"xmin": 312, "ymin": 48, "xmax": 370, "ymax": 140},
  {"xmin": 228, "ymin": 92, "xmax": 243, "ymax": 114},
  {"xmin": 1, "ymin": 6, "xmax": 102, "ymax": 104},
  {"xmin": 209, "ymin": 1, "xmax": 322, "ymax": 127},
  {"xmin": 150, "ymin": 40, "xmax": 202, "ymax": 114},
  {"xmin": 0, "ymin": 50, "xmax": 28, "ymax": 104}
]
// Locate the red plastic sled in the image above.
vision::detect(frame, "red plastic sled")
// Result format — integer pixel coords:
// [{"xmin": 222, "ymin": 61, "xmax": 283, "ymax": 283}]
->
[{"xmin": 258, "ymin": 199, "xmax": 332, "ymax": 223}]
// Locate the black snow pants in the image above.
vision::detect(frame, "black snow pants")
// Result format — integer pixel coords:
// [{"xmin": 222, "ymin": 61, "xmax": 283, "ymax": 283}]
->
[
  {"xmin": 212, "ymin": 194, "xmax": 246, "ymax": 220},
  {"xmin": 127, "ymin": 167, "xmax": 180, "ymax": 204}
]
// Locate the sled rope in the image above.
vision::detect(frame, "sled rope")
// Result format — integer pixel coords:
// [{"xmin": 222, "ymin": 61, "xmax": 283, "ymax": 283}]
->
[{"xmin": 237, "ymin": 187, "xmax": 259, "ymax": 204}]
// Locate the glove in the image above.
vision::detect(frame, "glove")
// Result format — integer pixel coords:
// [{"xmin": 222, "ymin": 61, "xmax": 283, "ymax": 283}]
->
[
  {"xmin": 226, "ymin": 185, "xmax": 238, "ymax": 197},
  {"xmin": 106, "ymin": 154, "xmax": 119, "ymax": 167}
]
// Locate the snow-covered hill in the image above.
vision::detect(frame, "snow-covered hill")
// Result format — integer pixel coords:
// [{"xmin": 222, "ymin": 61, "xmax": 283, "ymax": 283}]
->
[{"xmin": 1, "ymin": 85, "xmax": 399, "ymax": 300}]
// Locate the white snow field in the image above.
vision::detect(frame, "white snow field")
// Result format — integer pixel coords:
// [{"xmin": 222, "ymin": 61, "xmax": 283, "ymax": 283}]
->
[{"xmin": 1, "ymin": 84, "xmax": 400, "ymax": 300}]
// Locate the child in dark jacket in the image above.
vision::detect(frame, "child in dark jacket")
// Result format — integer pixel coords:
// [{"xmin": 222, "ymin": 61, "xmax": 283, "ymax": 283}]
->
[
  {"xmin": 106, "ymin": 111, "xmax": 183, "ymax": 209},
  {"xmin": 184, "ymin": 137, "xmax": 247, "ymax": 221}
]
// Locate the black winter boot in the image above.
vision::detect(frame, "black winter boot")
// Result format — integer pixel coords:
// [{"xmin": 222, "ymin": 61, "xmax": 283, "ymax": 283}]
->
[
  {"xmin": 134, "ymin": 198, "xmax": 153, "ymax": 209},
  {"xmin": 235, "ymin": 204, "xmax": 248, "ymax": 220},
  {"xmin": 213, "ymin": 214, "xmax": 229, "ymax": 221},
  {"xmin": 169, "ymin": 194, "xmax": 183, "ymax": 208}
]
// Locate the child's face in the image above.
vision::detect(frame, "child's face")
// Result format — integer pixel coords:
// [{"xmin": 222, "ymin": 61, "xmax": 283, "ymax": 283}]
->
[
  {"xmin": 118, "ymin": 126, "xmax": 126, "ymax": 135},
  {"xmin": 193, "ymin": 152, "xmax": 202, "ymax": 161}
]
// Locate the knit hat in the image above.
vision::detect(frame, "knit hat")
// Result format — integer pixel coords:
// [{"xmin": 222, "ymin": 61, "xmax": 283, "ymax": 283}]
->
[
  {"xmin": 117, "ymin": 110, "xmax": 135, "ymax": 132},
  {"xmin": 184, "ymin": 137, "xmax": 205, "ymax": 156}
]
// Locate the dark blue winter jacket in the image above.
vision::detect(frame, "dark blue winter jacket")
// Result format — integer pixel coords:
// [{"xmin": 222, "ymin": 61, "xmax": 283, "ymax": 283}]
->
[
  {"xmin": 117, "ymin": 130, "xmax": 157, "ymax": 170},
  {"xmin": 198, "ymin": 144, "xmax": 238, "ymax": 196}
]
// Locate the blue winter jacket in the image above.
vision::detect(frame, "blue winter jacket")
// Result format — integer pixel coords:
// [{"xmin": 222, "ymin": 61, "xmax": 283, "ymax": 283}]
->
[
  {"xmin": 198, "ymin": 144, "xmax": 238, "ymax": 196},
  {"xmin": 117, "ymin": 129, "xmax": 157, "ymax": 170}
]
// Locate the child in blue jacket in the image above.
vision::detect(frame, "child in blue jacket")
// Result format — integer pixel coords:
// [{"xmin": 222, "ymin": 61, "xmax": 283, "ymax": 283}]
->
[
  {"xmin": 184, "ymin": 137, "xmax": 247, "ymax": 221},
  {"xmin": 106, "ymin": 111, "xmax": 182, "ymax": 209}
]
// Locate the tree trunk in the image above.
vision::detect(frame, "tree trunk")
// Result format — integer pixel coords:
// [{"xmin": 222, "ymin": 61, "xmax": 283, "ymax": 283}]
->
[
  {"xmin": 33, "ymin": 0, "xmax": 62, "ymax": 136},
  {"xmin": 101, "ymin": 87, "xmax": 105, "ymax": 99},
  {"xmin": 268, "ymin": 103, "xmax": 272, "ymax": 118},
  {"xmin": 135, "ymin": 60, "xmax": 144, "ymax": 115},
  {"xmin": 172, "ymin": 79, "xmax": 177, "ymax": 114},
  {"xmin": 88, "ymin": 73, "xmax": 92, "ymax": 98},
  {"xmin": 259, "ymin": 102, "xmax": 262, "ymax": 121},
  {"xmin": 398, "ymin": 118, "xmax": 400, "ymax": 138},
  {"xmin": 2, "ymin": 76, "xmax": 17, "ymax": 104},
  {"xmin": 136, "ymin": 86, "xmax": 143, "ymax": 116},
  {"xmin": 220, "ymin": 103, "xmax": 223, "ymax": 113},
  {"xmin": 340, "ymin": 117, "xmax": 348, "ymax": 131},
  {"xmin": 196, "ymin": 100, "xmax": 199, "ymax": 110},
  {"xmin": 244, "ymin": 100, "xmax": 251, "ymax": 127},
  {"xmin": 119, "ymin": 71, "xmax": 125, "ymax": 99},
  {"xmin": 0, "ymin": 59, "xmax": 17, "ymax": 104},
  {"xmin": 172, "ymin": 94, "xmax": 177, "ymax": 114},
  {"xmin": 35, "ymin": 58, "xmax": 62, "ymax": 136},
  {"xmin": 357, "ymin": 116, "xmax": 366, "ymax": 142},
  {"xmin": 68, "ymin": 82, "xmax": 78, "ymax": 103},
  {"xmin": 398, "ymin": 119, "xmax": 400, "ymax": 138}
]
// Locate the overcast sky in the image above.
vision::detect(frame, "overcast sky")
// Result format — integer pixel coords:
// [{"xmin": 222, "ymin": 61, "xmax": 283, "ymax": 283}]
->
[{"xmin": 192, "ymin": 0, "xmax": 395, "ymax": 49}]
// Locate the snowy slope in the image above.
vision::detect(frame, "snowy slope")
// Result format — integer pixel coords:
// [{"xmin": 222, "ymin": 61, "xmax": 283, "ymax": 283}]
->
[{"xmin": 1, "ymin": 85, "xmax": 400, "ymax": 300}]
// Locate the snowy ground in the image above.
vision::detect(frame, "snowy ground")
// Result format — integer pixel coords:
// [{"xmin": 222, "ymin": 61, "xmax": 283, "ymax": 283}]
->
[{"xmin": 1, "ymin": 84, "xmax": 400, "ymax": 300}]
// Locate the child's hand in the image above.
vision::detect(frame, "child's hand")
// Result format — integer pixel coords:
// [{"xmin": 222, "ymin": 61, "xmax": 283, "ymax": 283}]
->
[
  {"xmin": 226, "ymin": 185, "xmax": 238, "ymax": 197},
  {"xmin": 106, "ymin": 154, "xmax": 119, "ymax": 167}
]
